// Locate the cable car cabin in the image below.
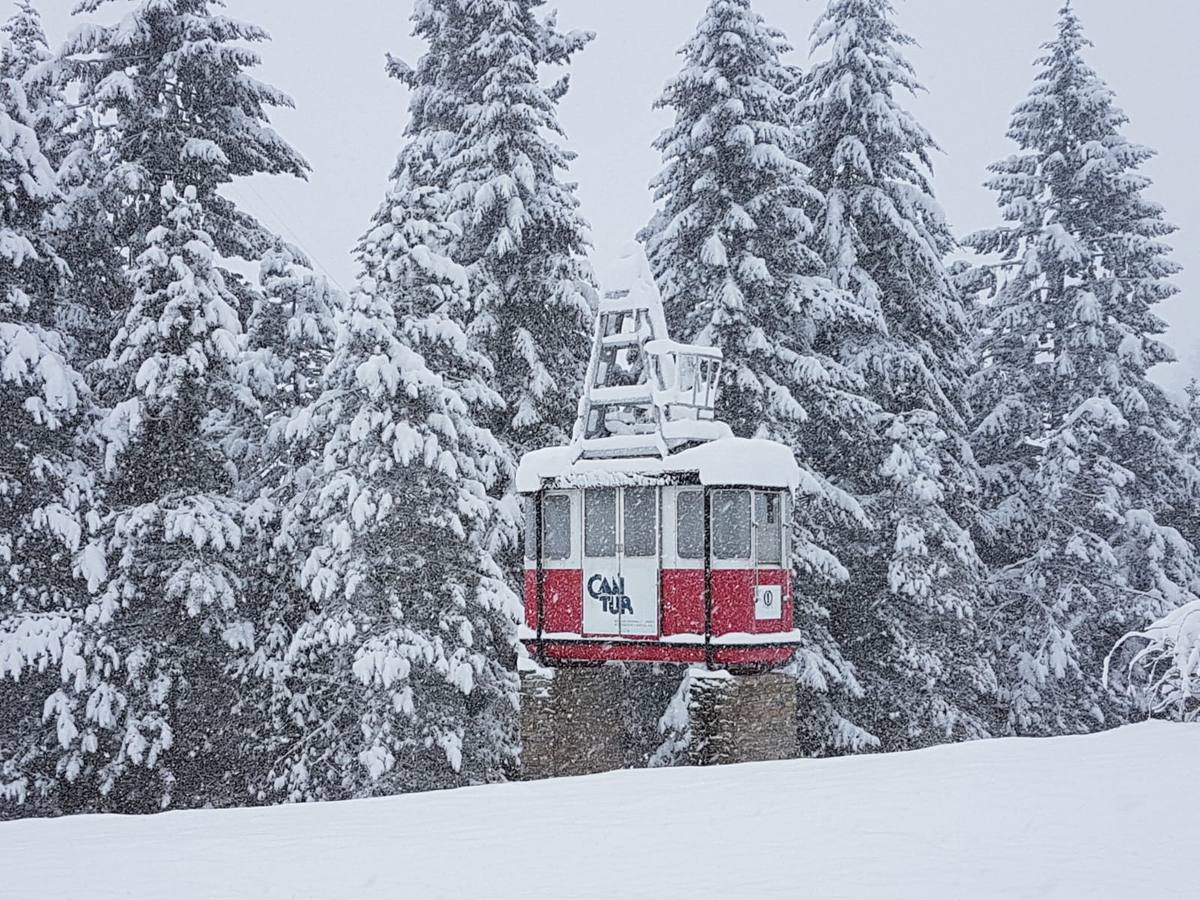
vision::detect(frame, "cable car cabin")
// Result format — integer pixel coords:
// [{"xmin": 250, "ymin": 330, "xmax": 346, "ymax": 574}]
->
[
  {"xmin": 516, "ymin": 245, "xmax": 804, "ymax": 671},
  {"xmin": 517, "ymin": 443, "xmax": 803, "ymax": 669}
]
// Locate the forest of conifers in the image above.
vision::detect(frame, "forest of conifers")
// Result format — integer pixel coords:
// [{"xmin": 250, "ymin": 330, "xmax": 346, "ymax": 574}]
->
[{"xmin": 2, "ymin": 0, "xmax": 1198, "ymax": 819}]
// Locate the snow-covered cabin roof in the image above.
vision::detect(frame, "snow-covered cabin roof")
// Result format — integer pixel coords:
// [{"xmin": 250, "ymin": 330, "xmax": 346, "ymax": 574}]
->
[{"xmin": 516, "ymin": 437, "xmax": 801, "ymax": 493}]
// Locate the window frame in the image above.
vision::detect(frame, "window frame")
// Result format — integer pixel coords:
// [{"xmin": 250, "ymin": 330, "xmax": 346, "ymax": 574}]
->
[
  {"xmin": 675, "ymin": 489, "xmax": 705, "ymax": 562},
  {"xmin": 524, "ymin": 496, "xmax": 537, "ymax": 562},
  {"xmin": 753, "ymin": 491, "xmax": 784, "ymax": 566},
  {"xmin": 622, "ymin": 486, "xmax": 658, "ymax": 558},
  {"xmin": 527, "ymin": 491, "xmax": 579, "ymax": 570},
  {"xmin": 542, "ymin": 493, "xmax": 573, "ymax": 562},
  {"xmin": 709, "ymin": 488, "xmax": 789, "ymax": 569},
  {"xmin": 711, "ymin": 489, "xmax": 753, "ymax": 562},
  {"xmin": 584, "ymin": 487, "xmax": 618, "ymax": 559}
]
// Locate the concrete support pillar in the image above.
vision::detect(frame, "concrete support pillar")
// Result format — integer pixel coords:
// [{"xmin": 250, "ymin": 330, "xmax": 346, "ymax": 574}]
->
[
  {"xmin": 687, "ymin": 670, "xmax": 798, "ymax": 767},
  {"xmin": 520, "ymin": 665, "xmax": 627, "ymax": 780}
]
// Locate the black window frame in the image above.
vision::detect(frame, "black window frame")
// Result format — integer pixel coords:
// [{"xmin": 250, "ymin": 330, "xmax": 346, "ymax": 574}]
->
[
  {"xmin": 676, "ymin": 490, "xmax": 705, "ymax": 561},
  {"xmin": 584, "ymin": 487, "xmax": 617, "ymax": 558},
  {"xmin": 623, "ymin": 486, "xmax": 658, "ymax": 558},
  {"xmin": 712, "ymin": 489, "xmax": 752, "ymax": 561},
  {"xmin": 753, "ymin": 491, "xmax": 784, "ymax": 566},
  {"xmin": 542, "ymin": 493, "xmax": 572, "ymax": 561}
]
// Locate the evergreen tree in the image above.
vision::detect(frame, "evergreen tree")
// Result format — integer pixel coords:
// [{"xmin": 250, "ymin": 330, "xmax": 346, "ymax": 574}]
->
[
  {"xmin": 799, "ymin": 0, "xmax": 993, "ymax": 750},
  {"xmin": 967, "ymin": 3, "xmax": 1200, "ymax": 735},
  {"xmin": 3, "ymin": 2, "xmax": 127, "ymax": 374},
  {"xmin": 1177, "ymin": 380, "xmax": 1200, "ymax": 549},
  {"xmin": 248, "ymin": 241, "xmax": 340, "ymax": 422},
  {"xmin": 47, "ymin": 0, "xmax": 315, "ymax": 809},
  {"xmin": 1, "ymin": 1, "xmax": 48, "ymax": 84},
  {"xmin": 63, "ymin": 0, "xmax": 309, "ymax": 259},
  {"xmin": 440, "ymin": 0, "xmax": 595, "ymax": 510},
  {"xmin": 0, "ymin": 0, "xmax": 61, "ymax": 140},
  {"xmin": 227, "ymin": 240, "xmax": 342, "ymax": 803},
  {"xmin": 1115, "ymin": 596, "xmax": 1200, "ymax": 723},
  {"xmin": 247, "ymin": 10, "xmax": 534, "ymax": 797},
  {"xmin": 267, "ymin": 158, "xmax": 519, "ymax": 800},
  {"xmin": 641, "ymin": 0, "xmax": 879, "ymax": 754},
  {"xmin": 0, "ymin": 64, "xmax": 100, "ymax": 817},
  {"xmin": 85, "ymin": 183, "xmax": 265, "ymax": 811},
  {"xmin": 0, "ymin": 0, "xmax": 77, "ymax": 169},
  {"xmin": 1184, "ymin": 380, "xmax": 1200, "ymax": 460}
]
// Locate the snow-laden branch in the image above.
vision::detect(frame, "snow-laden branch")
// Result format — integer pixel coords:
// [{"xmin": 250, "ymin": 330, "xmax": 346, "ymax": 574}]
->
[{"xmin": 1107, "ymin": 600, "xmax": 1200, "ymax": 721}]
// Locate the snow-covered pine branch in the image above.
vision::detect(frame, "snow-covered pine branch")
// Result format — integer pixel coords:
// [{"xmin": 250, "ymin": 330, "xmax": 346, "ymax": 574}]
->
[{"xmin": 1110, "ymin": 600, "xmax": 1200, "ymax": 722}]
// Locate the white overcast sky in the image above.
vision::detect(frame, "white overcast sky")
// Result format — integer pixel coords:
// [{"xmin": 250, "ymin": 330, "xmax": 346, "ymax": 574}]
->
[{"xmin": 37, "ymin": 0, "xmax": 1200, "ymax": 391}]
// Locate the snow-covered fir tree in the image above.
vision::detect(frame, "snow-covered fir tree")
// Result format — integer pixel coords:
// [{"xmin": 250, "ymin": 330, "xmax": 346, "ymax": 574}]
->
[
  {"xmin": 1, "ymin": 1, "xmax": 48, "ymax": 84},
  {"xmin": 967, "ymin": 3, "xmax": 1200, "ymax": 736},
  {"xmin": 248, "ymin": 241, "xmax": 340, "ymax": 422},
  {"xmin": 266, "ymin": 156, "xmax": 519, "ymax": 800},
  {"xmin": 227, "ymin": 239, "xmax": 342, "ymax": 797},
  {"xmin": 440, "ymin": 0, "xmax": 596, "ymax": 500},
  {"xmin": 641, "ymin": 0, "xmax": 879, "ymax": 754},
  {"xmin": 799, "ymin": 0, "xmax": 993, "ymax": 750},
  {"xmin": 1176, "ymin": 380, "xmax": 1200, "ymax": 549},
  {"xmin": 2, "ymin": 1, "xmax": 126, "ymax": 371},
  {"xmin": 0, "ymin": 0, "xmax": 78, "ymax": 169},
  {"xmin": 85, "ymin": 183, "xmax": 267, "ymax": 812},
  {"xmin": 0, "ymin": 64, "xmax": 101, "ymax": 817},
  {"xmin": 47, "ymin": 0, "xmax": 318, "ymax": 809},
  {"xmin": 1113, "ymin": 597, "xmax": 1200, "ymax": 723},
  {"xmin": 1184, "ymin": 380, "xmax": 1200, "ymax": 457},
  {"xmin": 63, "ymin": 0, "xmax": 309, "ymax": 258}
]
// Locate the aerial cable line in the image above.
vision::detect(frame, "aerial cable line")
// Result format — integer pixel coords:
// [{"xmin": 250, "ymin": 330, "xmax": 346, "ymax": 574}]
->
[{"xmin": 238, "ymin": 179, "xmax": 349, "ymax": 294}]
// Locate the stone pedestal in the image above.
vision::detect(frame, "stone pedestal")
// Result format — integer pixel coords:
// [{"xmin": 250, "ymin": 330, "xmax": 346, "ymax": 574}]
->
[
  {"xmin": 520, "ymin": 665, "xmax": 627, "ymax": 780},
  {"xmin": 520, "ymin": 665, "xmax": 798, "ymax": 778},
  {"xmin": 687, "ymin": 670, "xmax": 798, "ymax": 767}
]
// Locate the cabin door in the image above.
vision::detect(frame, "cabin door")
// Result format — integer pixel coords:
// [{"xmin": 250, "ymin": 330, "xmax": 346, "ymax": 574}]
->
[{"xmin": 582, "ymin": 486, "xmax": 660, "ymax": 637}]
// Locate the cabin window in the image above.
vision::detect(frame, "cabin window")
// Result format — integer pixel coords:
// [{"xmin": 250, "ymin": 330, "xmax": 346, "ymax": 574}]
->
[
  {"xmin": 676, "ymin": 490, "xmax": 704, "ymax": 560},
  {"xmin": 623, "ymin": 487, "xmax": 657, "ymax": 557},
  {"xmin": 585, "ymin": 488, "xmax": 617, "ymax": 557},
  {"xmin": 713, "ymin": 490, "xmax": 752, "ymax": 560},
  {"xmin": 754, "ymin": 493, "xmax": 783, "ymax": 565},
  {"xmin": 524, "ymin": 499, "xmax": 536, "ymax": 560},
  {"xmin": 542, "ymin": 494, "xmax": 572, "ymax": 561}
]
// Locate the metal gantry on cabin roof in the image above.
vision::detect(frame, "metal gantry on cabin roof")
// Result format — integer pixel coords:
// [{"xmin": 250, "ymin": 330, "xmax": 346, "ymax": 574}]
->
[{"xmin": 574, "ymin": 247, "xmax": 729, "ymax": 460}]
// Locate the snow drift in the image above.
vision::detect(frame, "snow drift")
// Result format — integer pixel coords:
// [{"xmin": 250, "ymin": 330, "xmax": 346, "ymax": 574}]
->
[{"xmin": 2, "ymin": 721, "xmax": 1197, "ymax": 900}]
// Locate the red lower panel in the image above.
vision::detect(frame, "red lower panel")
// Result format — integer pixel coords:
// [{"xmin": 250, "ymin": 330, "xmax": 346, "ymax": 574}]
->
[
  {"xmin": 524, "ymin": 569, "xmax": 584, "ymax": 632},
  {"xmin": 524, "ymin": 639, "xmax": 796, "ymax": 667},
  {"xmin": 524, "ymin": 567, "xmax": 793, "ymax": 637},
  {"xmin": 713, "ymin": 645, "xmax": 796, "ymax": 666},
  {"xmin": 544, "ymin": 569, "xmax": 583, "ymax": 633},
  {"xmin": 523, "ymin": 570, "xmax": 537, "ymax": 628},
  {"xmin": 661, "ymin": 569, "xmax": 705, "ymax": 635},
  {"xmin": 536, "ymin": 640, "xmax": 706, "ymax": 664},
  {"xmin": 712, "ymin": 569, "xmax": 793, "ymax": 636}
]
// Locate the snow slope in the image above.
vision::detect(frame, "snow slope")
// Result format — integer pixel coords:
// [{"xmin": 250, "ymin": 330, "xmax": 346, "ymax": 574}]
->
[{"xmin": 2, "ymin": 721, "xmax": 1196, "ymax": 899}]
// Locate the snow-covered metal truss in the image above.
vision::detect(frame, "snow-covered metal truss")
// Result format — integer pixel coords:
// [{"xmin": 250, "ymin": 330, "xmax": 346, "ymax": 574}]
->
[{"xmin": 573, "ymin": 247, "xmax": 731, "ymax": 459}]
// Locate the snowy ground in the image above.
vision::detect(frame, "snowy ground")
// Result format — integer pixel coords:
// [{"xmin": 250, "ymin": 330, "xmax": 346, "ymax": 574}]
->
[{"xmin": 2, "ymin": 721, "xmax": 1196, "ymax": 900}]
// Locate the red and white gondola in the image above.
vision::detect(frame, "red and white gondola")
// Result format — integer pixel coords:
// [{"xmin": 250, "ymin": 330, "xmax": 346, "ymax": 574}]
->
[{"xmin": 517, "ymin": 248, "xmax": 804, "ymax": 670}]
